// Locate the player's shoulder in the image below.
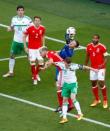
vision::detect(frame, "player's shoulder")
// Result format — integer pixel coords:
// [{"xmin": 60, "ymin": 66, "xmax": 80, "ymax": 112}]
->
[
  {"xmin": 12, "ymin": 15, "xmax": 18, "ymax": 20},
  {"xmin": 98, "ymin": 43, "xmax": 106, "ymax": 49},
  {"xmin": 24, "ymin": 15, "xmax": 32, "ymax": 20},
  {"xmin": 86, "ymin": 43, "xmax": 92, "ymax": 47},
  {"xmin": 40, "ymin": 25, "xmax": 45, "ymax": 29}
]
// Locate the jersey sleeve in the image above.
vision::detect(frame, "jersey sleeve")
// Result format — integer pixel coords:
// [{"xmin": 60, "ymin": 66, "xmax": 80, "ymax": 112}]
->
[
  {"xmin": 101, "ymin": 45, "xmax": 107, "ymax": 55},
  {"xmin": 23, "ymin": 26, "xmax": 30, "ymax": 35},
  {"xmin": 54, "ymin": 62, "xmax": 64, "ymax": 69},
  {"xmin": 70, "ymin": 64, "xmax": 83, "ymax": 70},
  {"xmin": 10, "ymin": 17, "xmax": 14, "ymax": 27},
  {"xmin": 42, "ymin": 27, "xmax": 46, "ymax": 36}
]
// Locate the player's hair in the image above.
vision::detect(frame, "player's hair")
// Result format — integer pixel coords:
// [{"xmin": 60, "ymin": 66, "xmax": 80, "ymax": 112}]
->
[
  {"xmin": 64, "ymin": 57, "xmax": 72, "ymax": 64},
  {"xmin": 39, "ymin": 46, "xmax": 48, "ymax": 53},
  {"xmin": 34, "ymin": 16, "xmax": 42, "ymax": 20},
  {"xmin": 93, "ymin": 34, "xmax": 100, "ymax": 39},
  {"xmin": 16, "ymin": 5, "xmax": 24, "ymax": 11}
]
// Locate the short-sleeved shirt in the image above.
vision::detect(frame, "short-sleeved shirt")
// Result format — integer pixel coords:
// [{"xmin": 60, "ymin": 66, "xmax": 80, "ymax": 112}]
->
[
  {"xmin": 86, "ymin": 43, "xmax": 107, "ymax": 69},
  {"xmin": 11, "ymin": 15, "xmax": 32, "ymax": 43},
  {"xmin": 55, "ymin": 62, "xmax": 83, "ymax": 83},
  {"xmin": 24, "ymin": 25, "xmax": 45, "ymax": 49}
]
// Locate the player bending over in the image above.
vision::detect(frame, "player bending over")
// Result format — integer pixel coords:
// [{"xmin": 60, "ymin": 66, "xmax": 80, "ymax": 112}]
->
[
  {"xmin": 54, "ymin": 57, "xmax": 98, "ymax": 124},
  {"xmin": 23, "ymin": 16, "xmax": 45, "ymax": 85}
]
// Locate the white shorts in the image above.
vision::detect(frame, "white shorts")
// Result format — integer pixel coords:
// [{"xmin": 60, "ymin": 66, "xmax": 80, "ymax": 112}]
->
[
  {"xmin": 90, "ymin": 69, "xmax": 106, "ymax": 81},
  {"xmin": 28, "ymin": 49, "xmax": 43, "ymax": 64}
]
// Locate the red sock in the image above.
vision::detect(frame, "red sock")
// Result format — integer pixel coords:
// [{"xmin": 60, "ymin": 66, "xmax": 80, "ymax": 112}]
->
[
  {"xmin": 68, "ymin": 98, "xmax": 73, "ymax": 108},
  {"xmin": 57, "ymin": 91, "xmax": 63, "ymax": 107},
  {"xmin": 101, "ymin": 86, "xmax": 107, "ymax": 101},
  {"xmin": 92, "ymin": 86, "xmax": 99, "ymax": 101},
  {"xmin": 31, "ymin": 65, "xmax": 37, "ymax": 80},
  {"xmin": 36, "ymin": 65, "xmax": 41, "ymax": 76}
]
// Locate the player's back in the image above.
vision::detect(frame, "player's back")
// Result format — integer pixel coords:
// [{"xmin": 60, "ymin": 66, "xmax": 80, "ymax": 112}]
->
[{"xmin": 47, "ymin": 51, "xmax": 63, "ymax": 62}]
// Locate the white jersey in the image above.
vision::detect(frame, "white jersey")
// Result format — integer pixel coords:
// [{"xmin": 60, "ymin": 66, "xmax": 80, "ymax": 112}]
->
[
  {"xmin": 55, "ymin": 62, "xmax": 83, "ymax": 83},
  {"xmin": 11, "ymin": 15, "xmax": 32, "ymax": 43}
]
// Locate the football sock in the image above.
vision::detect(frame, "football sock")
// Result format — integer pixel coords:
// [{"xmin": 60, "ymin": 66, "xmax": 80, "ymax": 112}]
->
[
  {"xmin": 101, "ymin": 85, "xmax": 107, "ymax": 101},
  {"xmin": 36, "ymin": 65, "xmax": 41, "ymax": 75},
  {"xmin": 73, "ymin": 99, "xmax": 82, "ymax": 115},
  {"xmin": 31, "ymin": 65, "xmax": 37, "ymax": 80},
  {"xmin": 92, "ymin": 86, "xmax": 99, "ymax": 101},
  {"xmin": 57, "ymin": 90, "xmax": 63, "ymax": 107},
  {"xmin": 62, "ymin": 103, "xmax": 68, "ymax": 119},
  {"xmin": 9, "ymin": 58, "xmax": 15, "ymax": 74},
  {"xmin": 68, "ymin": 98, "xmax": 73, "ymax": 108}
]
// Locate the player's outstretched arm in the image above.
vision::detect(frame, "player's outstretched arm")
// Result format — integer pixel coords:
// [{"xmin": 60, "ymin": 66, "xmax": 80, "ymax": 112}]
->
[
  {"xmin": 83, "ymin": 65, "xmax": 98, "ymax": 72},
  {"xmin": 7, "ymin": 26, "xmax": 13, "ymax": 32}
]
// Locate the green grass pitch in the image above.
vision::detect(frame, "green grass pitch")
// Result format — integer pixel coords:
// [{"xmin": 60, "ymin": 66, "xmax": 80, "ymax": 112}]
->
[{"xmin": 0, "ymin": 0, "xmax": 110, "ymax": 131}]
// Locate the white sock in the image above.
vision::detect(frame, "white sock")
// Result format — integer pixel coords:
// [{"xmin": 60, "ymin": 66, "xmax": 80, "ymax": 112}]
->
[
  {"xmin": 62, "ymin": 103, "xmax": 68, "ymax": 119},
  {"xmin": 73, "ymin": 100, "xmax": 82, "ymax": 115},
  {"xmin": 9, "ymin": 58, "xmax": 15, "ymax": 73}
]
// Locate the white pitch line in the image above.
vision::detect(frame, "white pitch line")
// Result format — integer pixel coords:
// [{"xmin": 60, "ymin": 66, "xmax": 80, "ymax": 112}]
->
[
  {"xmin": 0, "ymin": 55, "xmax": 27, "ymax": 62},
  {"xmin": 0, "ymin": 93, "xmax": 110, "ymax": 128}
]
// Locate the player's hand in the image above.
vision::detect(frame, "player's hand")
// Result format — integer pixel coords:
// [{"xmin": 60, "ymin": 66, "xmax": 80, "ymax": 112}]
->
[
  {"xmin": 7, "ymin": 27, "xmax": 12, "ymax": 32},
  {"xmin": 24, "ymin": 47, "xmax": 29, "ymax": 54},
  {"xmin": 92, "ymin": 68, "xmax": 99, "ymax": 73},
  {"xmin": 98, "ymin": 64, "xmax": 104, "ymax": 69}
]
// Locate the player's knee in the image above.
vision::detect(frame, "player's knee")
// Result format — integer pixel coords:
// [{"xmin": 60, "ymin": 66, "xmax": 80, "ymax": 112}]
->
[
  {"xmin": 98, "ymin": 81, "xmax": 105, "ymax": 88},
  {"xmin": 30, "ymin": 61, "xmax": 36, "ymax": 65}
]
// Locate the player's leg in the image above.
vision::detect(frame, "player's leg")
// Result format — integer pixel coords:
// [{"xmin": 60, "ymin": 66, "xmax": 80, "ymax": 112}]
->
[
  {"xmin": 90, "ymin": 70, "xmax": 101, "ymax": 107},
  {"xmin": 35, "ymin": 49, "xmax": 44, "ymax": 81},
  {"xmin": 3, "ymin": 41, "xmax": 19, "ymax": 77},
  {"xmin": 70, "ymin": 83, "xmax": 83, "ymax": 120},
  {"xmin": 98, "ymin": 69, "xmax": 108, "ymax": 108},
  {"xmin": 59, "ymin": 83, "xmax": 70, "ymax": 124},
  {"xmin": 28, "ymin": 49, "xmax": 37, "ymax": 85},
  {"xmin": 55, "ymin": 70, "xmax": 63, "ymax": 112}
]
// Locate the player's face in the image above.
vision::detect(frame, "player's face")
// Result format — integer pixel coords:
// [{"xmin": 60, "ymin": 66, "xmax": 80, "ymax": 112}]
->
[
  {"xmin": 17, "ymin": 8, "xmax": 24, "ymax": 17},
  {"xmin": 40, "ymin": 51, "xmax": 47, "ymax": 58},
  {"xmin": 69, "ymin": 41, "xmax": 77, "ymax": 48},
  {"xmin": 34, "ymin": 18, "xmax": 41, "ymax": 27},
  {"xmin": 92, "ymin": 36, "xmax": 99, "ymax": 45}
]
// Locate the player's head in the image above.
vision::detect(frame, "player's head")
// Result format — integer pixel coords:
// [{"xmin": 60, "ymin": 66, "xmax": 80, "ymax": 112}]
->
[
  {"xmin": 65, "ymin": 27, "xmax": 76, "ymax": 44},
  {"xmin": 34, "ymin": 16, "xmax": 41, "ymax": 27},
  {"xmin": 39, "ymin": 46, "xmax": 48, "ymax": 58},
  {"xmin": 69, "ymin": 40, "xmax": 79, "ymax": 49},
  {"xmin": 64, "ymin": 57, "xmax": 72, "ymax": 68},
  {"xmin": 16, "ymin": 5, "xmax": 24, "ymax": 17},
  {"xmin": 92, "ymin": 34, "xmax": 100, "ymax": 45}
]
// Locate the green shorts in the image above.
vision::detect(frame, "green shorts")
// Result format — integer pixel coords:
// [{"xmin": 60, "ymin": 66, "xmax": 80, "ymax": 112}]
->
[
  {"xmin": 62, "ymin": 82, "xmax": 78, "ymax": 98},
  {"xmin": 10, "ymin": 41, "xmax": 24, "ymax": 55}
]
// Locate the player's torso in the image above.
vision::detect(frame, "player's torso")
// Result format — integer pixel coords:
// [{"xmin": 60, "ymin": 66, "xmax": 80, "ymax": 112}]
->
[
  {"xmin": 12, "ymin": 15, "xmax": 31, "ymax": 43},
  {"xmin": 87, "ymin": 43, "xmax": 105, "ymax": 68},
  {"xmin": 62, "ymin": 65, "xmax": 77, "ymax": 83},
  {"xmin": 47, "ymin": 51, "xmax": 63, "ymax": 62},
  {"xmin": 28, "ymin": 25, "xmax": 45, "ymax": 49},
  {"xmin": 59, "ymin": 45, "xmax": 74, "ymax": 59}
]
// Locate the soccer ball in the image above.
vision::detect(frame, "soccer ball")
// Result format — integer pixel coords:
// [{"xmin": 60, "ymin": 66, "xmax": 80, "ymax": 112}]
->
[{"xmin": 66, "ymin": 27, "xmax": 76, "ymax": 35}]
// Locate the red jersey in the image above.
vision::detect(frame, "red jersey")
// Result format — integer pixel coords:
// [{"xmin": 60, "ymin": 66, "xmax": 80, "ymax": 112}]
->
[
  {"xmin": 46, "ymin": 51, "xmax": 63, "ymax": 62},
  {"xmin": 24, "ymin": 25, "xmax": 45, "ymax": 49},
  {"xmin": 86, "ymin": 43, "xmax": 107, "ymax": 69}
]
